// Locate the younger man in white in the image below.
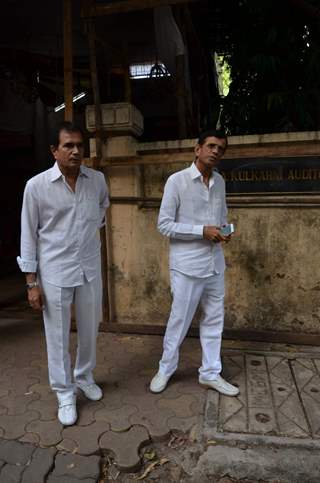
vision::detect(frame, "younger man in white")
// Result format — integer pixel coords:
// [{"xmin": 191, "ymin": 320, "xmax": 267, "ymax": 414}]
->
[{"xmin": 150, "ymin": 129, "xmax": 239, "ymax": 397}]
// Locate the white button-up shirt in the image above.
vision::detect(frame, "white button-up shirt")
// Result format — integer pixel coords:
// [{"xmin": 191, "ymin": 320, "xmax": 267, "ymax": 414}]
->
[
  {"xmin": 17, "ymin": 162, "xmax": 109, "ymax": 287},
  {"xmin": 158, "ymin": 162, "xmax": 228, "ymax": 278}
]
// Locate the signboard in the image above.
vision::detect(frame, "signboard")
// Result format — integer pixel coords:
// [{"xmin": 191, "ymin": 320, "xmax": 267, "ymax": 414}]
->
[{"xmin": 219, "ymin": 157, "xmax": 320, "ymax": 194}]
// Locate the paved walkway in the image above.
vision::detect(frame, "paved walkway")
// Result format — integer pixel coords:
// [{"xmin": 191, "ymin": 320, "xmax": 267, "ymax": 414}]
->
[{"xmin": 1, "ymin": 301, "xmax": 320, "ymax": 481}]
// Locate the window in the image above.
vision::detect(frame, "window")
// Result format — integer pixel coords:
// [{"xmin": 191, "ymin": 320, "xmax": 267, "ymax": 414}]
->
[{"xmin": 130, "ymin": 62, "xmax": 170, "ymax": 79}]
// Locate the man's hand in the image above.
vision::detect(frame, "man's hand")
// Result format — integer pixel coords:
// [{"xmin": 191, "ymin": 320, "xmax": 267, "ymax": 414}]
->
[
  {"xmin": 27, "ymin": 286, "xmax": 44, "ymax": 311},
  {"xmin": 203, "ymin": 226, "xmax": 228, "ymax": 243}
]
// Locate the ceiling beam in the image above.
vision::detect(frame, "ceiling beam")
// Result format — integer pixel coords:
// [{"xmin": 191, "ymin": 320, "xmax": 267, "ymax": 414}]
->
[{"xmin": 81, "ymin": 0, "xmax": 201, "ymax": 17}]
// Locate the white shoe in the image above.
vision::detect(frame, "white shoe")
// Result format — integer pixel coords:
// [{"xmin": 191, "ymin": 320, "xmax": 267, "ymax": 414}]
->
[
  {"xmin": 58, "ymin": 400, "xmax": 77, "ymax": 426},
  {"xmin": 77, "ymin": 382, "xmax": 103, "ymax": 401},
  {"xmin": 150, "ymin": 371, "xmax": 170, "ymax": 393},
  {"xmin": 199, "ymin": 375, "xmax": 239, "ymax": 396}
]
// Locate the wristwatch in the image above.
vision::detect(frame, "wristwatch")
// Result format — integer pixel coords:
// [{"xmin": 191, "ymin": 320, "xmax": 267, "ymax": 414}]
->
[{"xmin": 26, "ymin": 281, "xmax": 39, "ymax": 289}]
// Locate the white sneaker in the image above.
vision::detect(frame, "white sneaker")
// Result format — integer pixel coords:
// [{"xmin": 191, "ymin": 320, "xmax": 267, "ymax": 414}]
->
[
  {"xmin": 199, "ymin": 375, "xmax": 239, "ymax": 396},
  {"xmin": 150, "ymin": 371, "xmax": 170, "ymax": 393},
  {"xmin": 77, "ymin": 382, "xmax": 103, "ymax": 401},
  {"xmin": 58, "ymin": 400, "xmax": 77, "ymax": 426}
]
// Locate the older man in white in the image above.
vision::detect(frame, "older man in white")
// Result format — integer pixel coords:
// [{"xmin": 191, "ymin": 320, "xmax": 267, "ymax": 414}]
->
[
  {"xmin": 150, "ymin": 129, "xmax": 239, "ymax": 397},
  {"xmin": 17, "ymin": 122, "xmax": 109, "ymax": 425}
]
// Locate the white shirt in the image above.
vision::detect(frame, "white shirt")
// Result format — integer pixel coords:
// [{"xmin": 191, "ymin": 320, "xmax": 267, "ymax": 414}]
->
[
  {"xmin": 17, "ymin": 162, "xmax": 109, "ymax": 287},
  {"xmin": 158, "ymin": 162, "xmax": 228, "ymax": 278}
]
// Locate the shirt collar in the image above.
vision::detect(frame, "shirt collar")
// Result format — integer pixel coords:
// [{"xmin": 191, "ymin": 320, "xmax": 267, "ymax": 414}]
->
[
  {"xmin": 49, "ymin": 162, "xmax": 89, "ymax": 182},
  {"xmin": 189, "ymin": 162, "xmax": 202, "ymax": 180},
  {"xmin": 189, "ymin": 162, "xmax": 215, "ymax": 184}
]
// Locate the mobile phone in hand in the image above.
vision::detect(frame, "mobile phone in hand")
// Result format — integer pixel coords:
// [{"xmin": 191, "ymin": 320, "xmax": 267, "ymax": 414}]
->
[{"xmin": 220, "ymin": 223, "xmax": 235, "ymax": 236}]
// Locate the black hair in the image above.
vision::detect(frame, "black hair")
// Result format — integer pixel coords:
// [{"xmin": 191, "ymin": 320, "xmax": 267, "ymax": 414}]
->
[
  {"xmin": 197, "ymin": 129, "xmax": 228, "ymax": 151},
  {"xmin": 50, "ymin": 121, "xmax": 84, "ymax": 148}
]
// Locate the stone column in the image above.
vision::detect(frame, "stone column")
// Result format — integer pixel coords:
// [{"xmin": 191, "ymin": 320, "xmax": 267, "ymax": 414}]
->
[{"xmin": 86, "ymin": 102, "xmax": 144, "ymax": 158}]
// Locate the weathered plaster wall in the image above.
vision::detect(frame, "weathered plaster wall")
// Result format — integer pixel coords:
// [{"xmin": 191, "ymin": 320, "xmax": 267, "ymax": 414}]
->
[
  {"xmin": 224, "ymin": 207, "xmax": 320, "ymax": 333},
  {"xmin": 106, "ymin": 165, "xmax": 171, "ymax": 325},
  {"xmin": 105, "ymin": 163, "xmax": 320, "ymax": 335}
]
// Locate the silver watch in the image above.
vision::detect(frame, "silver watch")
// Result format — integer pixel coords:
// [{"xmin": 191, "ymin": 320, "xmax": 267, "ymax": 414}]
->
[{"xmin": 26, "ymin": 281, "xmax": 39, "ymax": 289}]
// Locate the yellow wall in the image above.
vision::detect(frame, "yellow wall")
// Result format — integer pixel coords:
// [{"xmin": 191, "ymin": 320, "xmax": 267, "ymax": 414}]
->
[{"xmin": 104, "ymin": 162, "xmax": 320, "ymax": 335}]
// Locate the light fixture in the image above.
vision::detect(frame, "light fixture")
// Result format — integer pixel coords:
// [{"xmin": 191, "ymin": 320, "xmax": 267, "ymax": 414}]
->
[{"xmin": 54, "ymin": 92, "xmax": 86, "ymax": 112}]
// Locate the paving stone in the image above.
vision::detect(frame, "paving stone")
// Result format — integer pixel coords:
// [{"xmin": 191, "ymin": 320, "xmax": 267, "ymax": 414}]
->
[
  {"xmin": 126, "ymin": 357, "xmax": 156, "ymax": 378},
  {"xmin": 62, "ymin": 421, "xmax": 110, "ymax": 455},
  {"xmin": 268, "ymin": 357, "xmax": 310, "ymax": 437},
  {"xmin": 0, "ymin": 389, "xmax": 9, "ymax": 400},
  {"xmin": 292, "ymin": 359, "xmax": 320, "ymax": 438},
  {"xmin": 137, "ymin": 365, "xmax": 159, "ymax": 378},
  {"xmin": 49, "ymin": 453, "xmax": 100, "ymax": 479},
  {"xmin": 90, "ymin": 366, "xmax": 113, "ymax": 383},
  {"xmin": 220, "ymin": 395, "xmax": 247, "ymax": 433},
  {"xmin": 27, "ymin": 397, "xmax": 57, "ymax": 421},
  {"xmin": 0, "ymin": 362, "xmax": 13, "ymax": 374},
  {"xmin": 99, "ymin": 385, "xmax": 127, "ymax": 411},
  {"xmin": 29, "ymin": 358, "xmax": 46, "ymax": 369},
  {"xmin": 14, "ymin": 349, "xmax": 46, "ymax": 367},
  {"xmin": 95, "ymin": 404, "xmax": 138, "ymax": 431},
  {"xmin": 107, "ymin": 360, "xmax": 139, "ymax": 381},
  {"xmin": 99, "ymin": 342, "xmax": 130, "ymax": 359},
  {"xmin": 123, "ymin": 383, "xmax": 173, "ymax": 440},
  {"xmin": 0, "ymin": 377, "xmax": 12, "ymax": 396},
  {"xmin": 166, "ymin": 414, "xmax": 199, "ymax": 432},
  {"xmin": 121, "ymin": 335, "xmax": 159, "ymax": 354},
  {"xmin": 11, "ymin": 355, "xmax": 37, "ymax": 371},
  {"xmin": 222, "ymin": 355, "xmax": 245, "ymax": 380},
  {"xmin": 180, "ymin": 346, "xmax": 202, "ymax": 366},
  {"xmin": 27, "ymin": 366, "xmax": 48, "ymax": 382},
  {"xmin": 26, "ymin": 419, "xmax": 63, "ymax": 447},
  {"xmin": 76, "ymin": 399, "xmax": 105, "ymax": 426},
  {"xmin": 175, "ymin": 377, "xmax": 204, "ymax": 397},
  {"xmin": 47, "ymin": 477, "xmax": 95, "ymax": 483},
  {"xmin": 313, "ymin": 358, "xmax": 320, "ymax": 374},
  {"xmin": 0, "ymin": 439, "xmax": 35, "ymax": 465},
  {"xmin": 124, "ymin": 383, "xmax": 163, "ymax": 409},
  {"xmin": 302, "ymin": 375, "xmax": 320, "ymax": 404},
  {"xmin": 0, "ymin": 391, "xmax": 39, "ymax": 416},
  {"xmin": 0, "ymin": 463, "xmax": 25, "ymax": 483},
  {"xmin": 246, "ymin": 354, "xmax": 278, "ymax": 434},
  {"xmin": 57, "ymin": 438, "xmax": 79, "ymax": 453},
  {"xmin": 154, "ymin": 378, "xmax": 184, "ymax": 400},
  {"xmin": 130, "ymin": 410, "xmax": 172, "ymax": 441},
  {"xmin": 157, "ymin": 394, "xmax": 199, "ymax": 418},
  {"xmin": 219, "ymin": 365, "xmax": 247, "ymax": 433},
  {"xmin": 21, "ymin": 447, "xmax": 56, "ymax": 483},
  {"xmin": 27, "ymin": 383, "xmax": 55, "ymax": 401},
  {"xmin": 0, "ymin": 357, "xmax": 14, "ymax": 370},
  {"xmin": 100, "ymin": 425, "xmax": 150, "ymax": 472},
  {"xmin": 19, "ymin": 432, "xmax": 40, "ymax": 445},
  {"xmin": 0, "ymin": 411, "xmax": 39, "ymax": 440},
  {"xmin": 5, "ymin": 368, "xmax": 39, "ymax": 396}
]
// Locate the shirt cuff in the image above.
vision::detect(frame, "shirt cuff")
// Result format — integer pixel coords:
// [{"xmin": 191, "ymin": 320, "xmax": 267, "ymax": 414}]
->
[
  {"xmin": 17, "ymin": 256, "xmax": 38, "ymax": 273},
  {"xmin": 192, "ymin": 225, "xmax": 204, "ymax": 237}
]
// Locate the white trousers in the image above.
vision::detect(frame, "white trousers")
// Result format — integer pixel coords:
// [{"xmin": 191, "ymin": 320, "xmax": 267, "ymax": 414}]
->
[
  {"xmin": 159, "ymin": 270, "xmax": 225, "ymax": 380},
  {"xmin": 40, "ymin": 275, "xmax": 102, "ymax": 402}
]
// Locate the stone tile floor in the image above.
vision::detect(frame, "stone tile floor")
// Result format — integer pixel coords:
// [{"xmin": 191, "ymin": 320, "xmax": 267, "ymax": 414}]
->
[{"xmin": 1, "ymin": 302, "xmax": 320, "ymax": 481}]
